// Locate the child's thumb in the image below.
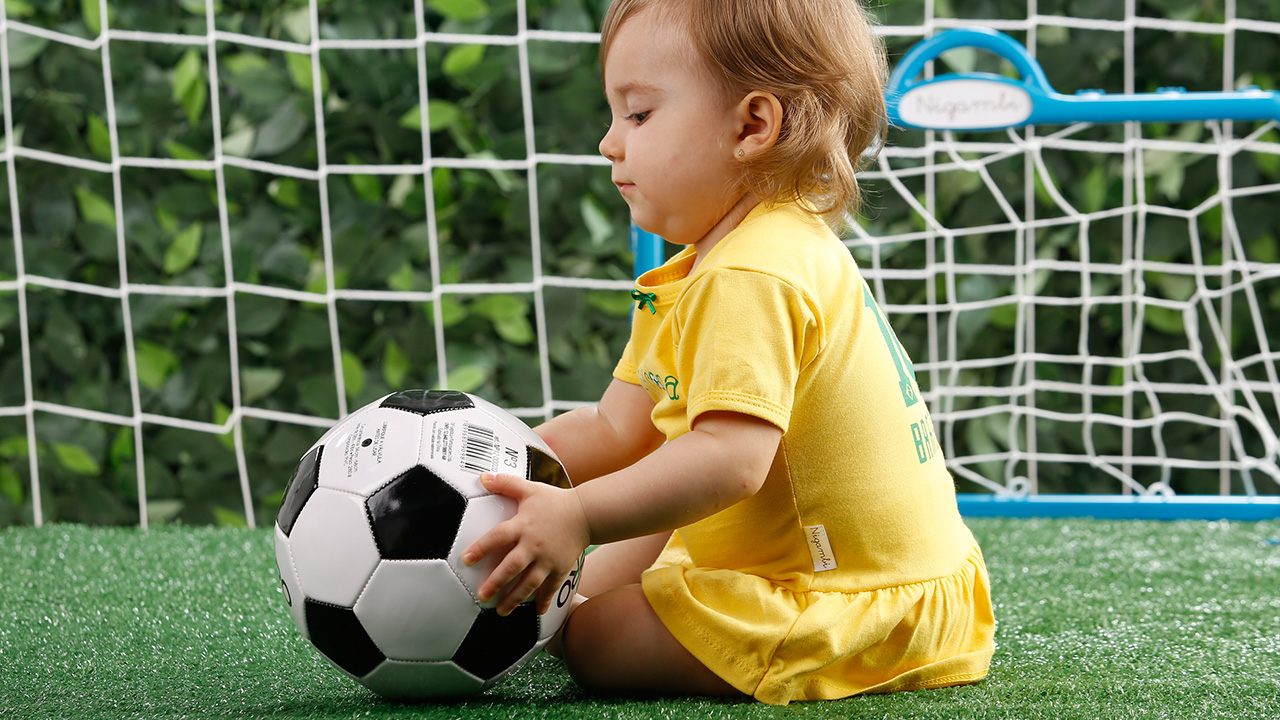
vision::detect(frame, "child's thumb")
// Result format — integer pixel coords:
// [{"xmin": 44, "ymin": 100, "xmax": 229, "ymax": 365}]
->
[{"xmin": 479, "ymin": 471, "xmax": 526, "ymax": 497}]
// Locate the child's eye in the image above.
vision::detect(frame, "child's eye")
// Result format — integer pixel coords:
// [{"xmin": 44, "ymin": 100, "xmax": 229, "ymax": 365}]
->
[{"xmin": 625, "ymin": 111, "xmax": 650, "ymax": 125}]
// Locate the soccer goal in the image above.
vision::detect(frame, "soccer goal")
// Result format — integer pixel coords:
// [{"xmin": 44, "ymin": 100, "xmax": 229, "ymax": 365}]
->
[{"xmin": 1, "ymin": 1, "xmax": 1277, "ymax": 528}]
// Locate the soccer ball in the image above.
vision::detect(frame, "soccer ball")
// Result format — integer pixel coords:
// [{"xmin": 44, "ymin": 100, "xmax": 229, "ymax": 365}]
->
[{"xmin": 273, "ymin": 389, "xmax": 583, "ymax": 699}]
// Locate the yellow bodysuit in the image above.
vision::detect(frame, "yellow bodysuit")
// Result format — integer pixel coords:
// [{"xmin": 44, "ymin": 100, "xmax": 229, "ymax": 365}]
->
[{"xmin": 613, "ymin": 202, "xmax": 996, "ymax": 705}]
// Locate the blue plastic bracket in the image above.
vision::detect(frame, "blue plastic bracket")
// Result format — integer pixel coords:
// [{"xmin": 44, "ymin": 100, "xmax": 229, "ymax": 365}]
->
[
  {"xmin": 885, "ymin": 27, "xmax": 1280, "ymax": 131},
  {"xmin": 629, "ymin": 224, "xmax": 665, "ymax": 279}
]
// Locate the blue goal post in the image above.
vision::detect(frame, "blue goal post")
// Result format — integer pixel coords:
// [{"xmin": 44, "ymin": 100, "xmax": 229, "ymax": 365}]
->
[{"xmin": 628, "ymin": 28, "xmax": 1280, "ymax": 522}]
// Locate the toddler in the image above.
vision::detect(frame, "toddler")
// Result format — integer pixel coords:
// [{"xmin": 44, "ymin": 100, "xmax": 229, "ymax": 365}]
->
[{"xmin": 463, "ymin": 0, "xmax": 996, "ymax": 704}]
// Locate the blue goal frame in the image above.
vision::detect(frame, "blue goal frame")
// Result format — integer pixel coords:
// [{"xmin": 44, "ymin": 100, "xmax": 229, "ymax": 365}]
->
[{"xmin": 628, "ymin": 28, "xmax": 1280, "ymax": 521}]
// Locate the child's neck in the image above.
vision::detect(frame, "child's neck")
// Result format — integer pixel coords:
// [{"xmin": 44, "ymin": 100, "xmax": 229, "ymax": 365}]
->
[{"xmin": 691, "ymin": 193, "xmax": 760, "ymax": 273}]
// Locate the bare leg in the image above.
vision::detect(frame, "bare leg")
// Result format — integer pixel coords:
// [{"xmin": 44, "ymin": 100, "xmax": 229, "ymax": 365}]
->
[
  {"xmin": 562, "ymin": 583, "xmax": 744, "ymax": 698},
  {"xmin": 578, "ymin": 530, "xmax": 672, "ymax": 597},
  {"xmin": 545, "ymin": 531, "xmax": 670, "ymax": 657}
]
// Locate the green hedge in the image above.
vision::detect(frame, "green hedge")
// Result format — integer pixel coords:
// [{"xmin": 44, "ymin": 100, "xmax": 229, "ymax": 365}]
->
[{"xmin": 1, "ymin": 0, "xmax": 1277, "ymax": 526}]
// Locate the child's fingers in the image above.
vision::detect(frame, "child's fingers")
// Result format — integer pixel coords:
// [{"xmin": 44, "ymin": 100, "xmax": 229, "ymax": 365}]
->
[
  {"xmin": 477, "ymin": 542, "xmax": 533, "ymax": 608},
  {"xmin": 497, "ymin": 564, "xmax": 548, "ymax": 617},
  {"xmin": 461, "ymin": 519, "xmax": 516, "ymax": 567},
  {"xmin": 479, "ymin": 471, "xmax": 530, "ymax": 499},
  {"xmin": 534, "ymin": 574, "xmax": 565, "ymax": 615}
]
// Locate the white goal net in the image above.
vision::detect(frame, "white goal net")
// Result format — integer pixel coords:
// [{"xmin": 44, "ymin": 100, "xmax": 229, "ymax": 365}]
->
[{"xmin": 1, "ymin": 1, "xmax": 1276, "ymax": 527}]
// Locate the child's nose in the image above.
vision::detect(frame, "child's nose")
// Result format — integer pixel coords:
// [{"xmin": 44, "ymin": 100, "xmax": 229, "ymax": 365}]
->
[{"xmin": 599, "ymin": 122, "xmax": 622, "ymax": 161}]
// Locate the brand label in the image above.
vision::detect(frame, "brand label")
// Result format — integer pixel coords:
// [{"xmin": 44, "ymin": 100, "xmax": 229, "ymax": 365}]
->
[
  {"xmin": 341, "ymin": 420, "xmax": 388, "ymax": 479},
  {"xmin": 804, "ymin": 524, "xmax": 837, "ymax": 573},
  {"xmin": 898, "ymin": 79, "xmax": 1033, "ymax": 130}
]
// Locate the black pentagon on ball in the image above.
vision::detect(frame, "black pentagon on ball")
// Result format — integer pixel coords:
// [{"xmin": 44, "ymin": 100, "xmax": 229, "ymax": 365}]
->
[
  {"xmin": 527, "ymin": 446, "xmax": 572, "ymax": 490},
  {"xmin": 366, "ymin": 465, "xmax": 467, "ymax": 560},
  {"xmin": 381, "ymin": 389, "xmax": 474, "ymax": 416},
  {"xmin": 451, "ymin": 604, "xmax": 540, "ymax": 680},
  {"xmin": 305, "ymin": 598, "xmax": 385, "ymax": 678},
  {"xmin": 278, "ymin": 445, "xmax": 322, "ymax": 536}
]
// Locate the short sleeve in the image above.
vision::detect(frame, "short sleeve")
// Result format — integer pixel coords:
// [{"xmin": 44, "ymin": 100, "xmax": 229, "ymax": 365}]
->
[
  {"xmin": 673, "ymin": 268, "xmax": 819, "ymax": 433},
  {"xmin": 612, "ymin": 338, "xmax": 640, "ymax": 385}
]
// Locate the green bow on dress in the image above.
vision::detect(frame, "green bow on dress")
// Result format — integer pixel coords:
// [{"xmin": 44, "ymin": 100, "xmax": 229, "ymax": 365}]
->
[{"xmin": 631, "ymin": 290, "xmax": 658, "ymax": 314}]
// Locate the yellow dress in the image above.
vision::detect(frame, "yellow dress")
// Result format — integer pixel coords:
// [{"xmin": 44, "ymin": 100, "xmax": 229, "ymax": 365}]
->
[{"xmin": 613, "ymin": 203, "xmax": 996, "ymax": 705}]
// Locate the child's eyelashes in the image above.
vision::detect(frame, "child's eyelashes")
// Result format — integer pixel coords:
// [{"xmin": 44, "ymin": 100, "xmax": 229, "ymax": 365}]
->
[{"xmin": 624, "ymin": 111, "xmax": 650, "ymax": 125}]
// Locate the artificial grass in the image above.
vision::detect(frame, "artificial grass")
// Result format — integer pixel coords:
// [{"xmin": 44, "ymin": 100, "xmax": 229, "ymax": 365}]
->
[{"xmin": 1, "ymin": 518, "xmax": 1277, "ymax": 720}]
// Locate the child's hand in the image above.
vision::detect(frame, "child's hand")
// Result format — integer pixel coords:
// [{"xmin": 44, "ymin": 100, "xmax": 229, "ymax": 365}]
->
[{"xmin": 462, "ymin": 472, "xmax": 591, "ymax": 616}]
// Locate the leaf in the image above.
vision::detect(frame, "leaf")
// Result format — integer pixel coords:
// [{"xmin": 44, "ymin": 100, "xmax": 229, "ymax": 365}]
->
[
  {"xmin": 429, "ymin": 0, "xmax": 490, "ymax": 22},
  {"xmin": 0, "ymin": 464, "xmax": 22, "ymax": 506},
  {"xmin": 347, "ymin": 154, "xmax": 383, "ymax": 203},
  {"xmin": 1081, "ymin": 164, "xmax": 1107, "ymax": 213},
  {"xmin": 82, "ymin": 0, "xmax": 103, "ymax": 36},
  {"xmin": 446, "ymin": 364, "xmax": 488, "ymax": 392},
  {"xmin": 53, "ymin": 443, "xmax": 101, "ymax": 476},
  {"xmin": 401, "ymin": 100, "xmax": 461, "ymax": 133},
  {"xmin": 73, "ymin": 187, "xmax": 116, "ymax": 229},
  {"xmin": 253, "ymin": 101, "xmax": 308, "ymax": 157},
  {"xmin": 493, "ymin": 314, "xmax": 534, "ymax": 345},
  {"xmin": 387, "ymin": 263, "xmax": 415, "ymax": 292},
  {"xmin": 268, "ymin": 178, "xmax": 302, "ymax": 209},
  {"xmin": 1142, "ymin": 305, "xmax": 1184, "ymax": 336},
  {"xmin": 286, "ymin": 52, "xmax": 328, "ymax": 95},
  {"xmin": 147, "ymin": 500, "xmax": 185, "ymax": 525},
  {"xmin": 0, "ymin": 436, "xmax": 29, "ymax": 459},
  {"xmin": 281, "ymin": 6, "xmax": 312, "ymax": 43},
  {"xmin": 580, "ymin": 195, "xmax": 614, "ymax": 247},
  {"xmin": 164, "ymin": 223, "xmax": 203, "ymax": 275},
  {"xmin": 241, "ymin": 367, "xmax": 285, "ymax": 404},
  {"xmin": 164, "ymin": 141, "xmax": 214, "ymax": 182},
  {"xmin": 443, "ymin": 44, "xmax": 486, "ymax": 78},
  {"xmin": 438, "ymin": 296, "xmax": 467, "ymax": 327},
  {"xmin": 221, "ymin": 126, "xmax": 255, "ymax": 158},
  {"xmin": 109, "ymin": 426, "xmax": 134, "ymax": 469},
  {"xmin": 213, "ymin": 402, "xmax": 235, "ymax": 451},
  {"xmin": 585, "ymin": 290, "xmax": 634, "ymax": 317},
  {"xmin": 87, "ymin": 114, "xmax": 112, "ymax": 160},
  {"xmin": 7, "ymin": 31, "xmax": 48, "ymax": 69},
  {"xmin": 213, "ymin": 506, "xmax": 248, "ymax": 527},
  {"xmin": 172, "ymin": 49, "xmax": 207, "ymax": 127},
  {"xmin": 6, "ymin": 0, "xmax": 36, "ymax": 18},
  {"xmin": 221, "ymin": 52, "xmax": 271, "ymax": 76},
  {"xmin": 135, "ymin": 340, "xmax": 180, "ymax": 390},
  {"xmin": 471, "ymin": 294, "xmax": 526, "ymax": 321},
  {"xmin": 383, "ymin": 340, "xmax": 410, "ymax": 389},
  {"xmin": 341, "ymin": 350, "xmax": 365, "ymax": 398}
]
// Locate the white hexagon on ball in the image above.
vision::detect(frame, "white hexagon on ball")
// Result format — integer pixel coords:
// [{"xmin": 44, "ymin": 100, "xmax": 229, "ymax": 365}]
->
[
  {"xmin": 317, "ymin": 407, "xmax": 424, "ymax": 496},
  {"xmin": 354, "ymin": 559, "xmax": 480, "ymax": 661},
  {"xmin": 290, "ymin": 488, "xmax": 381, "ymax": 607},
  {"xmin": 448, "ymin": 494, "xmax": 516, "ymax": 608}
]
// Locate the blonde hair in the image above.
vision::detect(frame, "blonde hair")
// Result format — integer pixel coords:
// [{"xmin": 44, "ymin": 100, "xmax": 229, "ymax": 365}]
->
[{"xmin": 600, "ymin": 0, "xmax": 888, "ymax": 229}]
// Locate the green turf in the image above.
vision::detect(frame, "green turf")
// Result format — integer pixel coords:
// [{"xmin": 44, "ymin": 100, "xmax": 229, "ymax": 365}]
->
[{"xmin": 1, "ymin": 518, "xmax": 1278, "ymax": 719}]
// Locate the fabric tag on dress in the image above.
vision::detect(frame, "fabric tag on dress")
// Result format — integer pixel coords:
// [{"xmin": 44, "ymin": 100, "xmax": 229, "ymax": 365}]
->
[{"xmin": 804, "ymin": 524, "xmax": 837, "ymax": 572}]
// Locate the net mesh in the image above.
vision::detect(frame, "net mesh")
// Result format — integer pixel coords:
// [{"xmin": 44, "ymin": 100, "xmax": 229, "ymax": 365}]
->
[{"xmin": 1, "ymin": 1, "xmax": 1277, "ymax": 527}]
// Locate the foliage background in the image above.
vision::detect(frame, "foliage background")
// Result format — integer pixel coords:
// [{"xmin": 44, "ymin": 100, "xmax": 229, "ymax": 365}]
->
[{"xmin": 0, "ymin": 0, "xmax": 1277, "ymax": 527}]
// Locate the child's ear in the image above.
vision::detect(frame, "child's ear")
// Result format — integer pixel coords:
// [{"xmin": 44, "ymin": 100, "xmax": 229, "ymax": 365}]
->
[{"xmin": 734, "ymin": 91, "xmax": 783, "ymax": 159}]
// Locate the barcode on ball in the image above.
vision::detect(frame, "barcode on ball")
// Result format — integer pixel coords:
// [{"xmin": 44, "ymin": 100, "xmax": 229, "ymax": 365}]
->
[{"xmin": 460, "ymin": 422, "xmax": 499, "ymax": 474}]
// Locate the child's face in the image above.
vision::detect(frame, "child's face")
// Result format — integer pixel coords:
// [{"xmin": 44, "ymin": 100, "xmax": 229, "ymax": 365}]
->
[{"xmin": 599, "ymin": 12, "xmax": 744, "ymax": 248}]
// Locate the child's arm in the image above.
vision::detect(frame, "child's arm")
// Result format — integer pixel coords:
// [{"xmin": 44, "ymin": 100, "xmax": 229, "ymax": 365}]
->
[
  {"xmin": 463, "ymin": 409, "xmax": 783, "ymax": 615},
  {"xmin": 534, "ymin": 378, "xmax": 666, "ymax": 485}
]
